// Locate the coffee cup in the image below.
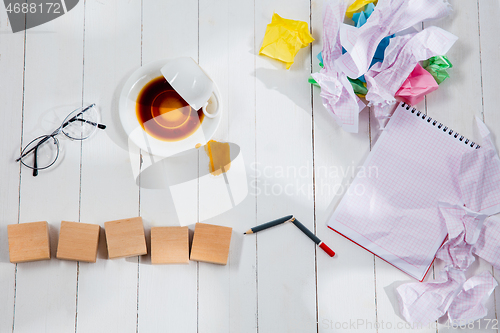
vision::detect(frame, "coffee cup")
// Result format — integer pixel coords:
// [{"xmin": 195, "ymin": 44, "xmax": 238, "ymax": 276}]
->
[
  {"xmin": 160, "ymin": 57, "xmax": 221, "ymax": 119},
  {"xmin": 119, "ymin": 59, "xmax": 223, "ymax": 157}
]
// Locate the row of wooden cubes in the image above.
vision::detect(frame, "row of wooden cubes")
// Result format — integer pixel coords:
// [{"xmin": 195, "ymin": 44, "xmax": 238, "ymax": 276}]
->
[{"xmin": 7, "ymin": 218, "xmax": 232, "ymax": 265}]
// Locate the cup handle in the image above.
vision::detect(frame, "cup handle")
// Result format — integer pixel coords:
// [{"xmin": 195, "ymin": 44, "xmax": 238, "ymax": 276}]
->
[{"xmin": 202, "ymin": 92, "xmax": 220, "ymax": 118}]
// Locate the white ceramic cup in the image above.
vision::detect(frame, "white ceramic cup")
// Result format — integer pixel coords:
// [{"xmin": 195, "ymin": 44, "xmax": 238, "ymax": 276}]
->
[{"xmin": 160, "ymin": 57, "xmax": 221, "ymax": 119}]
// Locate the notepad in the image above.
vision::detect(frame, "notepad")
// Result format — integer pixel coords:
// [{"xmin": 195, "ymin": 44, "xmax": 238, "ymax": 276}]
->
[{"xmin": 328, "ymin": 102, "xmax": 482, "ymax": 281}]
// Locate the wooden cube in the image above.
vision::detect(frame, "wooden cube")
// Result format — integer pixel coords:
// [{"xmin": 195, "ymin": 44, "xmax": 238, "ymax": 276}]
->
[
  {"xmin": 190, "ymin": 223, "xmax": 232, "ymax": 265},
  {"xmin": 56, "ymin": 221, "xmax": 100, "ymax": 263},
  {"xmin": 104, "ymin": 217, "xmax": 147, "ymax": 259},
  {"xmin": 151, "ymin": 226, "xmax": 189, "ymax": 264},
  {"xmin": 7, "ymin": 221, "xmax": 51, "ymax": 263}
]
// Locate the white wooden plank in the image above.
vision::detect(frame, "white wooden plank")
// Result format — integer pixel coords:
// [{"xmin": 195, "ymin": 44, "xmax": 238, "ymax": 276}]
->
[
  {"xmin": 137, "ymin": 1, "xmax": 198, "ymax": 332},
  {"xmin": 425, "ymin": 1, "xmax": 497, "ymax": 332},
  {"xmin": 0, "ymin": 8, "xmax": 25, "ymax": 333},
  {"xmin": 374, "ymin": 258, "xmax": 437, "ymax": 333},
  {"xmin": 254, "ymin": 1, "xmax": 317, "ymax": 331},
  {"xmin": 13, "ymin": 4, "xmax": 85, "ymax": 332},
  {"xmin": 315, "ymin": 113, "xmax": 377, "ymax": 333},
  {"xmin": 372, "ymin": 30, "xmax": 435, "ymax": 333},
  {"xmin": 76, "ymin": 1, "xmax": 142, "ymax": 332},
  {"xmin": 197, "ymin": 0, "xmax": 257, "ymax": 331},
  {"xmin": 478, "ymin": 0, "xmax": 500, "ymax": 330},
  {"xmin": 479, "ymin": 2, "xmax": 500, "ymax": 146},
  {"xmin": 425, "ymin": 1, "xmax": 482, "ymax": 140},
  {"xmin": 370, "ymin": 97, "xmax": 435, "ymax": 333},
  {"xmin": 373, "ymin": 110, "xmax": 438, "ymax": 333},
  {"xmin": 310, "ymin": 1, "xmax": 377, "ymax": 332},
  {"xmin": 479, "ymin": 0, "xmax": 500, "ymax": 152}
]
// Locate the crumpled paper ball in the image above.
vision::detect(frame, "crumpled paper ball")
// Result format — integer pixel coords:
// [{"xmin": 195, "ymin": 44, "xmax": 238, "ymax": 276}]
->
[
  {"xmin": 259, "ymin": 13, "xmax": 314, "ymax": 69},
  {"xmin": 346, "ymin": 0, "xmax": 377, "ymax": 18},
  {"xmin": 395, "ymin": 63, "xmax": 439, "ymax": 105},
  {"xmin": 422, "ymin": 55, "xmax": 453, "ymax": 84}
]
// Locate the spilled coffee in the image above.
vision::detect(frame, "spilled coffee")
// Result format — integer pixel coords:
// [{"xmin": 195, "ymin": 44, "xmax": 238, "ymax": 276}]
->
[{"xmin": 136, "ymin": 76, "xmax": 204, "ymax": 141}]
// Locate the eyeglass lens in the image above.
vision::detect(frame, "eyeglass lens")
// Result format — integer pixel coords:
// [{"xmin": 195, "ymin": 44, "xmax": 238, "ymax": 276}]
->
[
  {"xmin": 20, "ymin": 135, "xmax": 59, "ymax": 171},
  {"xmin": 61, "ymin": 105, "xmax": 100, "ymax": 140}
]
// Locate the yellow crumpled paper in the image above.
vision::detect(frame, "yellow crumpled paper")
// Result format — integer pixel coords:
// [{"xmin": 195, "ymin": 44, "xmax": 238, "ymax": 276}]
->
[
  {"xmin": 259, "ymin": 13, "xmax": 314, "ymax": 69},
  {"xmin": 346, "ymin": 0, "xmax": 377, "ymax": 18}
]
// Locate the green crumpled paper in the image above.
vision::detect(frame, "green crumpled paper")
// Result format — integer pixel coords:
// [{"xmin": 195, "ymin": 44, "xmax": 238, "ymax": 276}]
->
[
  {"xmin": 308, "ymin": 76, "xmax": 320, "ymax": 87},
  {"xmin": 421, "ymin": 55, "xmax": 453, "ymax": 84},
  {"xmin": 259, "ymin": 13, "xmax": 314, "ymax": 69},
  {"xmin": 347, "ymin": 77, "xmax": 368, "ymax": 97},
  {"xmin": 309, "ymin": 75, "xmax": 368, "ymax": 98}
]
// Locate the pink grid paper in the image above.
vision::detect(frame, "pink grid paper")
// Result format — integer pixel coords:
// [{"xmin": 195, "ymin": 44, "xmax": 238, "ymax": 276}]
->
[{"xmin": 328, "ymin": 102, "xmax": 487, "ymax": 280}]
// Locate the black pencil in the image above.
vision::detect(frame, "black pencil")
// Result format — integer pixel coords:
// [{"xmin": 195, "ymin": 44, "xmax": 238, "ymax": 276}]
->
[
  {"xmin": 244, "ymin": 215, "xmax": 294, "ymax": 234},
  {"xmin": 292, "ymin": 218, "xmax": 335, "ymax": 257}
]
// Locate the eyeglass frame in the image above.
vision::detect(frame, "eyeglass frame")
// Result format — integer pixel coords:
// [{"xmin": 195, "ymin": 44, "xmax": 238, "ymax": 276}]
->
[{"xmin": 16, "ymin": 104, "xmax": 106, "ymax": 177}]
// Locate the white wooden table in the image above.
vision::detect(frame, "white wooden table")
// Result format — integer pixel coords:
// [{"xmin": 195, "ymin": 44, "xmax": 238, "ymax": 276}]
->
[{"xmin": 1, "ymin": 0, "xmax": 499, "ymax": 332}]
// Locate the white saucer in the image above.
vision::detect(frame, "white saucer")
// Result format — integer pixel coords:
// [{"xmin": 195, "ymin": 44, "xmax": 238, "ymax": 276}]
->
[{"xmin": 119, "ymin": 59, "xmax": 222, "ymax": 157}]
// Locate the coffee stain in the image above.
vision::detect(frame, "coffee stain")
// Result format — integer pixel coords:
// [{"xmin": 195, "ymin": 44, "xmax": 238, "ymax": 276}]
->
[{"xmin": 204, "ymin": 140, "xmax": 231, "ymax": 176}]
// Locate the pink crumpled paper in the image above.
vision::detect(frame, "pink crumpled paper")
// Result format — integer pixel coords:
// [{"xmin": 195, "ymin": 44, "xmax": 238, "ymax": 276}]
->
[
  {"xmin": 395, "ymin": 63, "xmax": 439, "ymax": 106},
  {"xmin": 396, "ymin": 119, "xmax": 500, "ymax": 325}
]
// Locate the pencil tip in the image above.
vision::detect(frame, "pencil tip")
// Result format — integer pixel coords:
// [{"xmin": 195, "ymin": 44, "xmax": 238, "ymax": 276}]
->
[{"xmin": 243, "ymin": 232, "xmax": 246, "ymax": 234}]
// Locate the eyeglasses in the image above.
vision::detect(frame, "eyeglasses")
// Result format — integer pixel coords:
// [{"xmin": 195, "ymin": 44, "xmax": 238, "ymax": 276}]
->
[{"xmin": 16, "ymin": 104, "xmax": 106, "ymax": 177}]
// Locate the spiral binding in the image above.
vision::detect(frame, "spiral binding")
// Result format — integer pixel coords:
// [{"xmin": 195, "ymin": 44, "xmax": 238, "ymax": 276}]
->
[{"xmin": 400, "ymin": 103, "xmax": 480, "ymax": 149}]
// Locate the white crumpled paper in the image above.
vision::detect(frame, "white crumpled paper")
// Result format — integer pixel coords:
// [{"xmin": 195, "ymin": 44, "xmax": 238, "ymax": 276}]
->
[
  {"xmin": 396, "ymin": 119, "xmax": 500, "ymax": 325},
  {"xmin": 336, "ymin": 0, "xmax": 452, "ymax": 79},
  {"xmin": 312, "ymin": 0, "xmax": 366, "ymax": 133},
  {"xmin": 314, "ymin": 0, "xmax": 455, "ymax": 132}
]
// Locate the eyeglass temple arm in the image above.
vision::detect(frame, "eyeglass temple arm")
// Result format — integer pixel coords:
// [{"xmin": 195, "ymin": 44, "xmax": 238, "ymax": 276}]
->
[
  {"xmin": 32, "ymin": 145, "xmax": 39, "ymax": 177},
  {"xmin": 60, "ymin": 104, "xmax": 95, "ymax": 129},
  {"xmin": 69, "ymin": 118, "xmax": 106, "ymax": 129}
]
